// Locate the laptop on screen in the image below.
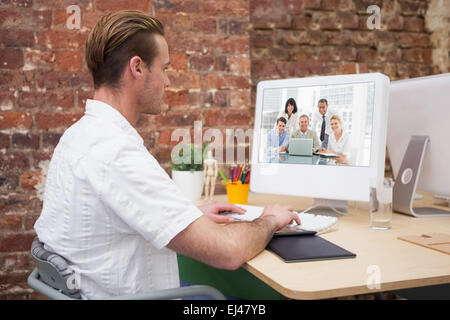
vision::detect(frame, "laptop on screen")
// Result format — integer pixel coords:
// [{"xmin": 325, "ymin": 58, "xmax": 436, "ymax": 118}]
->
[{"xmin": 288, "ymin": 138, "xmax": 313, "ymax": 156}]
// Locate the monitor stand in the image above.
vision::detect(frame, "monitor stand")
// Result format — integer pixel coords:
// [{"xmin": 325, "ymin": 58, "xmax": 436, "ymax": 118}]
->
[
  {"xmin": 303, "ymin": 198, "xmax": 348, "ymax": 217},
  {"xmin": 393, "ymin": 135, "xmax": 450, "ymax": 217}
]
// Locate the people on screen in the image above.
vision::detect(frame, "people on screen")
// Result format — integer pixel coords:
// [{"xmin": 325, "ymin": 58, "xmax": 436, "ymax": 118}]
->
[
  {"xmin": 275, "ymin": 98, "xmax": 300, "ymax": 136},
  {"xmin": 311, "ymin": 98, "xmax": 338, "ymax": 150},
  {"xmin": 289, "ymin": 114, "xmax": 320, "ymax": 152},
  {"xmin": 267, "ymin": 117, "xmax": 290, "ymax": 153},
  {"xmin": 319, "ymin": 114, "xmax": 350, "ymax": 161}
]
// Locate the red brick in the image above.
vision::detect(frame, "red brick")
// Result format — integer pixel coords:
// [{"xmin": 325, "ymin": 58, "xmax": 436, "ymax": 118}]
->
[
  {"xmin": 12, "ymin": 133, "xmax": 40, "ymax": 149},
  {"xmin": 205, "ymin": 74, "xmax": 251, "ymax": 90},
  {"xmin": 250, "ymin": 33, "xmax": 274, "ymax": 48},
  {"xmin": 212, "ymin": 90, "xmax": 228, "ymax": 108},
  {"xmin": 0, "ymin": 152, "xmax": 30, "ymax": 172},
  {"xmin": 0, "ymin": 30, "xmax": 34, "ymax": 47},
  {"xmin": 282, "ymin": 0, "xmax": 305, "ymax": 15},
  {"xmin": 156, "ymin": 109, "xmax": 201, "ymax": 127},
  {"xmin": 1, "ymin": 252, "xmax": 32, "ymax": 272},
  {"xmin": 166, "ymin": 71, "xmax": 201, "ymax": 90},
  {"xmin": 212, "ymin": 36, "xmax": 249, "ymax": 54},
  {"xmin": 35, "ymin": 112, "xmax": 83, "ymax": 129},
  {"xmin": 0, "ymin": 193, "xmax": 42, "ymax": 215},
  {"xmin": 224, "ymin": 109, "xmax": 252, "ymax": 126},
  {"xmin": 46, "ymin": 90, "xmax": 75, "ymax": 109},
  {"xmin": 0, "ymin": 10, "xmax": 22, "ymax": 28},
  {"xmin": 193, "ymin": 17, "xmax": 217, "ymax": 34},
  {"xmin": 219, "ymin": 19, "xmax": 248, "ymax": 36},
  {"xmin": 96, "ymin": 0, "xmax": 149, "ymax": 11},
  {"xmin": 395, "ymin": 33, "xmax": 431, "ymax": 48},
  {"xmin": 404, "ymin": 17, "xmax": 425, "ymax": 33},
  {"xmin": 0, "ymin": 133, "xmax": 10, "ymax": 149},
  {"xmin": 20, "ymin": 171, "xmax": 42, "ymax": 190},
  {"xmin": 0, "ymin": 233, "xmax": 36, "ymax": 253},
  {"xmin": 228, "ymin": 56, "xmax": 250, "ymax": 74},
  {"xmin": 0, "ymin": 112, "xmax": 32, "ymax": 129},
  {"xmin": 387, "ymin": 16, "xmax": 404, "ymax": 31},
  {"xmin": 0, "ymin": 49, "xmax": 24, "ymax": 69},
  {"xmin": 24, "ymin": 50, "xmax": 55, "ymax": 69},
  {"xmin": 303, "ymin": 0, "xmax": 321, "ymax": 9},
  {"xmin": 39, "ymin": 30, "xmax": 88, "ymax": 50},
  {"xmin": 154, "ymin": 0, "xmax": 200, "ymax": 13},
  {"xmin": 158, "ymin": 129, "xmax": 181, "ymax": 147},
  {"xmin": 0, "ymin": 215, "xmax": 22, "ymax": 231},
  {"xmin": 33, "ymin": 10, "xmax": 52, "ymax": 28},
  {"xmin": 31, "ymin": 150, "xmax": 53, "ymax": 169},
  {"xmin": 36, "ymin": 71, "xmax": 90, "ymax": 90},
  {"xmin": 402, "ymin": 48, "xmax": 430, "ymax": 63},
  {"xmin": 292, "ymin": 15, "xmax": 312, "ymax": 30},
  {"xmin": 163, "ymin": 90, "xmax": 188, "ymax": 107},
  {"xmin": 55, "ymin": 51, "xmax": 84, "ymax": 71},
  {"xmin": 170, "ymin": 53, "xmax": 187, "ymax": 71},
  {"xmin": 202, "ymin": 0, "xmax": 249, "ymax": 17},
  {"xmin": 203, "ymin": 109, "xmax": 222, "ymax": 127},
  {"xmin": 230, "ymin": 90, "xmax": 251, "ymax": 108},
  {"xmin": 189, "ymin": 55, "xmax": 214, "ymax": 72},
  {"xmin": 152, "ymin": 146, "xmax": 172, "ymax": 164},
  {"xmin": 251, "ymin": 14, "xmax": 292, "ymax": 30},
  {"xmin": 17, "ymin": 91, "xmax": 46, "ymax": 109},
  {"xmin": 24, "ymin": 214, "xmax": 39, "ymax": 230},
  {"xmin": 2, "ymin": 0, "xmax": 33, "ymax": 7},
  {"xmin": 42, "ymin": 132, "xmax": 62, "ymax": 148}
]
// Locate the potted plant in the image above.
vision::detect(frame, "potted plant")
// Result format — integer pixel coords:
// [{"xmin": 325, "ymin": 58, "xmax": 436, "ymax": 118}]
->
[{"xmin": 171, "ymin": 143, "xmax": 207, "ymax": 201}]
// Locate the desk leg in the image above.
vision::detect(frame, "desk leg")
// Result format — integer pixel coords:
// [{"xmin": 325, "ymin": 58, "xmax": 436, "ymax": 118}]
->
[{"xmin": 177, "ymin": 255, "xmax": 282, "ymax": 300}]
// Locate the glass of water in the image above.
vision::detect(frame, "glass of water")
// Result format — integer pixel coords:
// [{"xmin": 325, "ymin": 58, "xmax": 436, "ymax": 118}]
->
[{"xmin": 369, "ymin": 178, "xmax": 394, "ymax": 230}]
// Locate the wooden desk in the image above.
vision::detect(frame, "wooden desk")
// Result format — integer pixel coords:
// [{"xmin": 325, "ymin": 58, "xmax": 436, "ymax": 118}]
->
[{"xmin": 193, "ymin": 192, "xmax": 450, "ymax": 299}]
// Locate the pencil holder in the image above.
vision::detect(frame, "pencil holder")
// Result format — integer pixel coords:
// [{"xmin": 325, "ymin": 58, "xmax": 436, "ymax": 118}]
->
[{"xmin": 225, "ymin": 181, "xmax": 250, "ymax": 205}]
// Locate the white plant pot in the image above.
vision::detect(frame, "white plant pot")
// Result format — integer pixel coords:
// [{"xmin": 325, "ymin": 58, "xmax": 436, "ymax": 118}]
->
[{"xmin": 171, "ymin": 170, "xmax": 204, "ymax": 202}]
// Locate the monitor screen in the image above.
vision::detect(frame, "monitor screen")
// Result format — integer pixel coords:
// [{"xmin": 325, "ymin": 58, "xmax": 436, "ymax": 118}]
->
[{"xmin": 258, "ymin": 82, "xmax": 375, "ymax": 167}]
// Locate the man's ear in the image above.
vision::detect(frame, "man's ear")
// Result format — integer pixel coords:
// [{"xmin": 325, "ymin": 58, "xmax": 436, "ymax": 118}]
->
[{"xmin": 129, "ymin": 56, "xmax": 145, "ymax": 79}]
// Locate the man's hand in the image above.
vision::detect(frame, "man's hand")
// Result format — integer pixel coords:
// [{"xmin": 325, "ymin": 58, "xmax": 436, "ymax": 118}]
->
[
  {"xmin": 260, "ymin": 204, "xmax": 301, "ymax": 230},
  {"xmin": 198, "ymin": 202, "xmax": 246, "ymax": 223}
]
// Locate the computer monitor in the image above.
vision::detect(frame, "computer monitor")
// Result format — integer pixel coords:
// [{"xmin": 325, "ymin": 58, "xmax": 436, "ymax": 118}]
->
[
  {"xmin": 387, "ymin": 73, "xmax": 450, "ymax": 217},
  {"xmin": 250, "ymin": 73, "xmax": 390, "ymax": 207}
]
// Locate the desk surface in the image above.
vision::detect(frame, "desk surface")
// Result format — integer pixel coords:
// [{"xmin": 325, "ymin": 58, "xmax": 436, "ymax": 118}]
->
[{"xmin": 197, "ymin": 192, "xmax": 450, "ymax": 299}]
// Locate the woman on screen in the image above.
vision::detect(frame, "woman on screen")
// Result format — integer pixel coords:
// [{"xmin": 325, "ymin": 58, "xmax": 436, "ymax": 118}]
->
[
  {"xmin": 319, "ymin": 114, "xmax": 350, "ymax": 162},
  {"xmin": 275, "ymin": 98, "xmax": 300, "ymax": 135}
]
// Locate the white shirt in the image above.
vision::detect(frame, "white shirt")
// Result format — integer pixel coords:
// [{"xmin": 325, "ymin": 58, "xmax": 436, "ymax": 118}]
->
[
  {"xmin": 328, "ymin": 130, "xmax": 350, "ymax": 157},
  {"xmin": 34, "ymin": 99, "xmax": 203, "ymax": 299},
  {"xmin": 311, "ymin": 108, "xmax": 339, "ymax": 138}
]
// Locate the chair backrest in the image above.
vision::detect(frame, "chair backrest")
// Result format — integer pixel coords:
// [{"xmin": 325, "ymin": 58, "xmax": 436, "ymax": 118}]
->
[{"xmin": 31, "ymin": 237, "xmax": 81, "ymax": 299}]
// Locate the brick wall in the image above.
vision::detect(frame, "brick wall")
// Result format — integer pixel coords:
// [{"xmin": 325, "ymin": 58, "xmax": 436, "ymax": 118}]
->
[{"xmin": 0, "ymin": 0, "xmax": 447, "ymax": 299}]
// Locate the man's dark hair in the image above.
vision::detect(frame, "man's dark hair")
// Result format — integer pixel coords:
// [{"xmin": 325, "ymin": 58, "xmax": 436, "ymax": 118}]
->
[
  {"xmin": 276, "ymin": 117, "xmax": 287, "ymax": 125},
  {"xmin": 318, "ymin": 98, "xmax": 328, "ymax": 106},
  {"xmin": 284, "ymin": 98, "xmax": 298, "ymax": 114},
  {"xmin": 85, "ymin": 10, "xmax": 164, "ymax": 89}
]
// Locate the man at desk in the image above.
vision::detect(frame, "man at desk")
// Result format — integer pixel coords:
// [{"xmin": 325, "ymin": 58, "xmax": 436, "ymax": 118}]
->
[
  {"xmin": 289, "ymin": 114, "xmax": 320, "ymax": 152},
  {"xmin": 33, "ymin": 10, "xmax": 300, "ymax": 299},
  {"xmin": 266, "ymin": 117, "xmax": 290, "ymax": 153}
]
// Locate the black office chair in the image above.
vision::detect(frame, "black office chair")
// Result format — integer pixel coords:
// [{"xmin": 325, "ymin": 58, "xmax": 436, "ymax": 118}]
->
[{"xmin": 27, "ymin": 237, "xmax": 226, "ymax": 300}]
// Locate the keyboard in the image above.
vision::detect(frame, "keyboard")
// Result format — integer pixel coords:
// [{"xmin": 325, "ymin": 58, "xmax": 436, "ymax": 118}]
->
[{"xmin": 221, "ymin": 205, "xmax": 338, "ymax": 234}]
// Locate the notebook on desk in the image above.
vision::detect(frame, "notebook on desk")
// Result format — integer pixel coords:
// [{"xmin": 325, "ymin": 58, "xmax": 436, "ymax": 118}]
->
[{"xmin": 267, "ymin": 232, "xmax": 356, "ymax": 263}]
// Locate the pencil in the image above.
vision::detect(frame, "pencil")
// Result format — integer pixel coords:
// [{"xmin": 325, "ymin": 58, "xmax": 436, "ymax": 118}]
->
[{"xmin": 218, "ymin": 169, "xmax": 228, "ymax": 183}]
